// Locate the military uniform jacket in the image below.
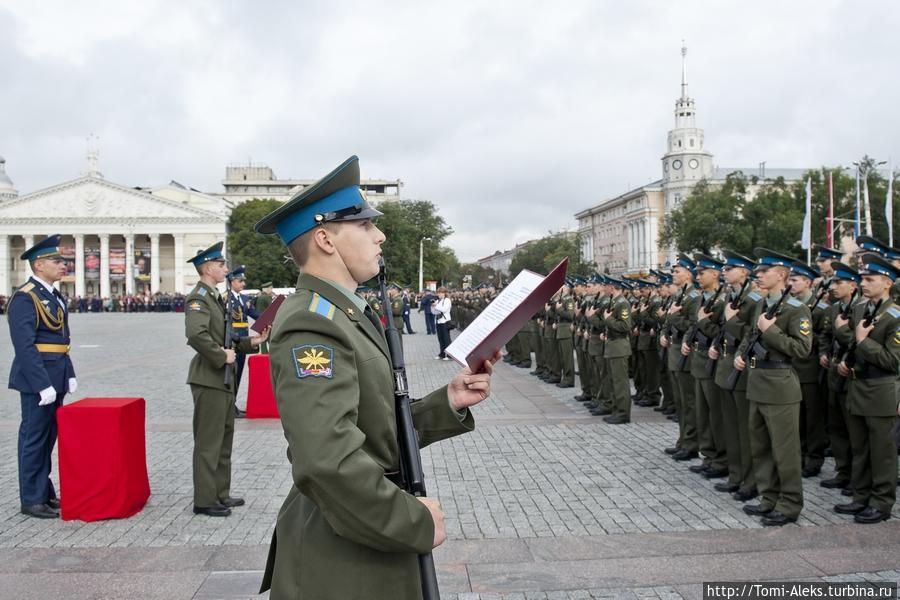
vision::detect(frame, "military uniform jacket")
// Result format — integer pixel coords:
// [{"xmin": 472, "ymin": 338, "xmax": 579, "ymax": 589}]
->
[
  {"xmin": 7, "ymin": 278, "xmax": 75, "ymax": 394},
  {"xmin": 666, "ymin": 287, "xmax": 700, "ymax": 371},
  {"xmin": 261, "ymin": 275, "xmax": 475, "ymax": 600},
  {"xmin": 792, "ymin": 292, "xmax": 829, "ymax": 383},
  {"xmin": 185, "ymin": 282, "xmax": 256, "ymax": 392},
  {"xmin": 821, "ymin": 298, "xmax": 866, "ymax": 390},
  {"xmin": 636, "ymin": 296, "xmax": 661, "ymax": 351},
  {"xmin": 690, "ymin": 289, "xmax": 725, "ymax": 379},
  {"xmin": 714, "ymin": 286, "xmax": 761, "ymax": 391},
  {"xmin": 603, "ymin": 295, "xmax": 632, "ymax": 358},
  {"xmin": 390, "ymin": 297, "xmax": 404, "ymax": 330},
  {"xmin": 225, "ymin": 291, "xmax": 261, "ymax": 339},
  {"xmin": 843, "ymin": 300, "xmax": 900, "ymax": 417},
  {"xmin": 587, "ymin": 296, "xmax": 609, "ymax": 357},
  {"xmin": 255, "ymin": 292, "xmax": 274, "ymax": 315},
  {"xmin": 555, "ymin": 295, "xmax": 575, "ymax": 340},
  {"xmin": 736, "ymin": 293, "xmax": 812, "ymax": 404}
]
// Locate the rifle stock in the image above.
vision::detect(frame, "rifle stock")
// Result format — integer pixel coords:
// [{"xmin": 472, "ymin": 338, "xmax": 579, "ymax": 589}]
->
[{"xmin": 723, "ymin": 288, "xmax": 790, "ymax": 391}]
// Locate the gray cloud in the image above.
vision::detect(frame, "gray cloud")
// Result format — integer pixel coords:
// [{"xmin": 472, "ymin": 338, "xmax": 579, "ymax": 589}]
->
[{"xmin": 1, "ymin": 0, "xmax": 897, "ymax": 261}]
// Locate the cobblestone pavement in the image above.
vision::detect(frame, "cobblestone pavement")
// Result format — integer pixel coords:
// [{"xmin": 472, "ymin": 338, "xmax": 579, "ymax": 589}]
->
[{"xmin": 0, "ymin": 312, "xmax": 897, "ymax": 598}]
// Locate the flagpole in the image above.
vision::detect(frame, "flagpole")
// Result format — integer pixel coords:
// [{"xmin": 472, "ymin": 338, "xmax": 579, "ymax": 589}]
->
[
  {"xmin": 888, "ymin": 157, "xmax": 894, "ymax": 247},
  {"xmin": 827, "ymin": 171, "xmax": 834, "ymax": 247},
  {"xmin": 855, "ymin": 164, "xmax": 861, "ymax": 238}
]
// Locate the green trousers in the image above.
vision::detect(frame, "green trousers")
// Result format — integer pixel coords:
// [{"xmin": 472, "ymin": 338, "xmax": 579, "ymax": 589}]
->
[
  {"xmin": 191, "ymin": 385, "xmax": 235, "ymax": 507},
  {"xmin": 557, "ymin": 336, "xmax": 574, "ymax": 386},
  {"xmin": 607, "ymin": 356, "xmax": 631, "ymax": 419},
  {"xmin": 697, "ymin": 378, "xmax": 727, "ymax": 470},
  {"xmin": 827, "ymin": 389, "xmax": 853, "ymax": 481},
  {"xmin": 749, "ymin": 400, "xmax": 803, "ymax": 519},
  {"xmin": 846, "ymin": 414, "xmax": 898, "ymax": 513},
  {"xmin": 674, "ymin": 371, "xmax": 698, "ymax": 453},
  {"xmin": 640, "ymin": 349, "xmax": 662, "ymax": 403},
  {"xmin": 800, "ymin": 381, "xmax": 828, "ymax": 470}
]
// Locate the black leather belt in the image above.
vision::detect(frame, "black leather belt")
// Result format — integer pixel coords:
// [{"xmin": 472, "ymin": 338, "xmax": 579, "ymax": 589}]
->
[
  {"xmin": 672, "ymin": 334, "xmax": 684, "ymax": 343},
  {"xmin": 692, "ymin": 341, "xmax": 710, "ymax": 352},
  {"xmin": 749, "ymin": 358, "xmax": 792, "ymax": 369},
  {"xmin": 853, "ymin": 366, "xmax": 896, "ymax": 380}
]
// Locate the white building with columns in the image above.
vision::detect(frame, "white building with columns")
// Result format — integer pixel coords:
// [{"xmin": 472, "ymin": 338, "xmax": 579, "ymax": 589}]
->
[{"xmin": 0, "ymin": 154, "xmax": 229, "ymax": 298}]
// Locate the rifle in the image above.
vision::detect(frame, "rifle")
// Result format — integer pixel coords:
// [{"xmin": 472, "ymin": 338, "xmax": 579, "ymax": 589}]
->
[
  {"xmin": 223, "ymin": 292, "xmax": 235, "ymax": 388},
  {"xmin": 658, "ymin": 285, "xmax": 687, "ymax": 361},
  {"xmin": 675, "ymin": 283, "xmax": 726, "ymax": 372},
  {"xmin": 705, "ymin": 279, "xmax": 751, "ymax": 377},
  {"xmin": 834, "ymin": 298, "xmax": 883, "ymax": 393},
  {"xmin": 377, "ymin": 259, "xmax": 441, "ymax": 600},
  {"xmin": 723, "ymin": 288, "xmax": 791, "ymax": 391}
]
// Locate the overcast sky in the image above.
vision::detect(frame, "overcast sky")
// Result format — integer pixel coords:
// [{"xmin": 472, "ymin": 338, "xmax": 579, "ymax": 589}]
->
[{"xmin": 1, "ymin": 1, "xmax": 898, "ymax": 262}]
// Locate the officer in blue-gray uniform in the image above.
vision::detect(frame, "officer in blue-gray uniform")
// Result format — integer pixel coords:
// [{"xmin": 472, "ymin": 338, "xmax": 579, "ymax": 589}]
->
[
  {"xmin": 7, "ymin": 235, "xmax": 76, "ymax": 519},
  {"xmin": 225, "ymin": 265, "xmax": 261, "ymax": 418}
]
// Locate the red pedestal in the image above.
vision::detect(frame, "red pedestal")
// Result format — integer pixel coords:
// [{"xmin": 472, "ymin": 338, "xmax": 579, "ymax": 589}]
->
[
  {"xmin": 56, "ymin": 397, "xmax": 150, "ymax": 522},
  {"xmin": 246, "ymin": 354, "xmax": 279, "ymax": 418}
]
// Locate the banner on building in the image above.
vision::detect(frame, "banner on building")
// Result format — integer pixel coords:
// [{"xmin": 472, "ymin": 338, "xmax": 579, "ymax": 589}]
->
[
  {"xmin": 109, "ymin": 248, "xmax": 126, "ymax": 281},
  {"xmin": 84, "ymin": 247, "xmax": 100, "ymax": 280},
  {"xmin": 134, "ymin": 248, "xmax": 151, "ymax": 281},
  {"xmin": 59, "ymin": 245, "xmax": 76, "ymax": 283}
]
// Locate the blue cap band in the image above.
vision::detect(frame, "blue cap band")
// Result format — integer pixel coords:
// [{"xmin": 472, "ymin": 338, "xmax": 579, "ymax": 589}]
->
[{"xmin": 275, "ymin": 185, "xmax": 363, "ymax": 245}]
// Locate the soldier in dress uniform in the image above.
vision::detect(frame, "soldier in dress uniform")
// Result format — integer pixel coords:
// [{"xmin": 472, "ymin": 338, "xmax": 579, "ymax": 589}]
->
[
  {"xmin": 736, "ymin": 248, "xmax": 812, "ymax": 526},
  {"xmin": 255, "ymin": 282, "xmax": 275, "ymax": 354},
  {"xmin": 388, "ymin": 285, "xmax": 405, "ymax": 335},
  {"xmin": 787, "ymin": 262, "xmax": 829, "ymax": 478},
  {"xmin": 7, "ymin": 235, "xmax": 75, "ymax": 519},
  {"xmin": 601, "ymin": 277, "xmax": 633, "ymax": 424},
  {"xmin": 253, "ymin": 155, "xmax": 497, "ymax": 599},
  {"xmin": 587, "ymin": 276, "xmax": 612, "ymax": 415},
  {"xmin": 225, "ymin": 265, "xmax": 262, "ymax": 417},
  {"xmin": 635, "ymin": 279, "xmax": 663, "ymax": 408},
  {"xmin": 833, "ymin": 254, "xmax": 900, "ymax": 523},
  {"xmin": 554, "ymin": 282, "xmax": 576, "ymax": 388},
  {"xmin": 185, "ymin": 244, "xmax": 269, "ymax": 516}
]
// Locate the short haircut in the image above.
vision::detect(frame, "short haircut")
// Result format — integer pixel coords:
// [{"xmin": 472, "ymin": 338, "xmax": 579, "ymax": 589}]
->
[{"xmin": 287, "ymin": 223, "xmax": 339, "ymax": 268}]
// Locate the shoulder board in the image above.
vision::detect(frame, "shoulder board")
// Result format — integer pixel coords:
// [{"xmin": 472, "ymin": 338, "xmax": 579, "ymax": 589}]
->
[
  {"xmin": 17, "ymin": 282, "xmax": 35, "ymax": 295},
  {"xmin": 688, "ymin": 290, "xmax": 699, "ymax": 299},
  {"xmin": 308, "ymin": 292, "xmax": 336, "ymax": 320},
  {"xmin": 197, "ymin": 287, "xmax": 207, "ymax": 297},
  {"xmin": 747, "ymin": 292, "xmax": 761, "ymax": 302},
  {"xmin": 887, "ymin": 307, "xmax": 900, "ymax": 319},
  {"xmin": 787, "ymin": 297, "xmax": 802, "ymax": 307},
  {"xmin": 816, "ymin": 301, "xmax": 829, "ymax": 309},
  {"xmin": 854, "ymin": 297, "xmax": 868, "ymax": 305}
]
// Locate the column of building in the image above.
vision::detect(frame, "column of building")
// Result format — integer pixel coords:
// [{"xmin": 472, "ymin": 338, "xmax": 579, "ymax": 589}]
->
[
  {"xmin": 75, "ymin": 234, "xmax": 85, "ymax": 297},
  {"xmin": 100, "ymin": 233, "xmax": 110, "ymax": 298},
  {"xmin": 150, "ymin": 233, "xmax": 160, "ymax": 294},
  {"xmin": 125, "ymin": 234, "xmax": 134, "ymax": 295},
  {"xmin": 0, "ymin": 235, "xmax": 9, "ymax": 297}
]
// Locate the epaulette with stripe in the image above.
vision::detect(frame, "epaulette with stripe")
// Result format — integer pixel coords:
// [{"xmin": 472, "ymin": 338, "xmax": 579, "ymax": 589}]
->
[
  {"xmin": 887, "ymin": 306, "xmax": 900, "ymax": 319},
  {"xmin": 16, "ymin": 282, "xmax": 35, "ymax": 295},
  {"xmin": 816, "ymin": 301, "xmax": 829, "ymax": 310},
  {"xmin": 198, "ymin": 287, "xmax": 207, "ymax": 296},
  {"xmin": 787, "ymin": 297, "xmax": 802, "ymax": 307},
  {"xmin": 747, "ymin": 292, "xmax": 762, "ymax": 302},
  {"xmin": 309, "ymin": 292, "xmax": 337, "ymax": 320},
  {"xmin": 688, "ymin": 290, "xmax": 699, "ymax": 299}
]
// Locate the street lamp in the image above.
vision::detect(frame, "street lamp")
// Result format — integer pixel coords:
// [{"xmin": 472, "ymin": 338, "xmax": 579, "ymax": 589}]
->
[
  {"xmin": 853, "ymin": 158, "xmax": 887, "ymax": 237},
  {"xmin": 418, "ymin": 236, "xmax": 432, "ymax": 292}
]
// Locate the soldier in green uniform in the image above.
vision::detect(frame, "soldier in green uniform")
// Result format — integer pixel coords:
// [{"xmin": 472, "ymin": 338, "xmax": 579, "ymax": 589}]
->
[
  {"xmin": 601, "ymin": 277, "xmax": 633, "ymax": 424},
  {"xmin": 542, "ymin": 290, "xmax": 562, "ymax": 384},
  {"xmin": 687, "ymin": 254, "xmax": 728, "ymax": 479},
  {"xmin": 819, "ymin": 262, "xmax": 863, "ymax": 492},
  {"xmin": 255, "ymin": 282, "xmax": 274, "ymax": 354},
  {"xmin": 787, "ymin": 262, "xmax": 829, "ymax": 478},
  {"xmin": 833, "ymin": 254, "xmax": 900, "ymax": 523},
  {"xmin": 389, "ymin": 285, "xmax": 405, "ymax": 335},
  {"xmin": 255, "ymin": 156, "xmax": 498, "ymax": 599},
  {"xmin": 573, "ymin": 280, "xmax": 593, "ymax": 400},
  {"xmin": 736, "ymin": 249, "xmax": 812, "ymax": 526},
  {"xmin": 653, "ymin": 272, "xmax": 676, "ymax": 416},
  {"xmin": 587, "ymin": 277, "xmax": 613, "ymax": 415},
  {"xmin": 662, "ymin": 255, "xmax": 701, "ymax": 461},
  {"xmin": 635, "ymin": 280, "xmax": 663, "ymax": 408},
  {"xmin": 184, "ymin": 242, "xmax": 269, "ymax": 517},
  {"xmin": 709, "ymin": 251, "xmax": 760, "ymax": 501},
  {"xmin": 554, "ymin": 282, "xmax": 576, "ymax": 388}
]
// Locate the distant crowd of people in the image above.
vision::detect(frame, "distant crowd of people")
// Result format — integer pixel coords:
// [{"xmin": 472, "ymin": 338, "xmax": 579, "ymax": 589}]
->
[{"xmin": 0, "ymin": 292, "xmax": 188, "ymax": 314}]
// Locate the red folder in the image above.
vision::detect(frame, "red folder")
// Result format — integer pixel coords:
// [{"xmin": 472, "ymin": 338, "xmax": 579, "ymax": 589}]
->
[
  {"xmin": 449, "ymin": 257, "xmax": 568, "ymax": 372},
  {"xmin": 251, "ymin": 294, "xmax": 286, "ymax": 334}
]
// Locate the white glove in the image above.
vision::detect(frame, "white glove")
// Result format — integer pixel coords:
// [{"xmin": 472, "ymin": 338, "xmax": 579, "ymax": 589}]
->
[
  {"xmin": 39, "ymin": 386, "xmax": 57, "ymax": 406},
  {"xmin": 68, "ymin": 378, "xmax": 78, "ymax": 394}
]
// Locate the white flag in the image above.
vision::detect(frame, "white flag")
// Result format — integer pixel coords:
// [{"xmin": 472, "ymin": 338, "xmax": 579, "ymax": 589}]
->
[
  {"xmin": 801, "ymin": 177, "xmax": 812, "ymax": 250},
  {"xmin": 887, "ymin": 161, "xmax": 894, "ymax": 247}
]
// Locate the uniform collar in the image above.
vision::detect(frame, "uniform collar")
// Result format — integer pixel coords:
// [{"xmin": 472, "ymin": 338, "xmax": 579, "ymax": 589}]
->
[
  {"xmin": 297, "ymin": 274, "xmax": 366, "ymax": 320},
  {"xmin": 31, "ymin": 275, "xmax": 57, "ymax": 296}
]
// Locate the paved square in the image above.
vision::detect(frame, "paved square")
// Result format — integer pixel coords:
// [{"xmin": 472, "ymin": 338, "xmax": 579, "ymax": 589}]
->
[{"xmin": 0, "ymin": 312, "xmax": 897, "ymax": 599}]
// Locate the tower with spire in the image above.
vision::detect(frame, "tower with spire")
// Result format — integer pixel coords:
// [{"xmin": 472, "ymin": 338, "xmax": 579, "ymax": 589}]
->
[
  {"xmin": 0, "ymin": 155, "xmax": 18, "ymax": 201},
  {"xmin": 661, "ymin": 42, "xmax": 713, "ymax": 212}
]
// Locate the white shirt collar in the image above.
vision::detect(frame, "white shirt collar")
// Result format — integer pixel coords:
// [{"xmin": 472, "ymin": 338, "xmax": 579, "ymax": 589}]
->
[{"xmin": 32, "ymin": 274, "xmax": 57, "ymax": 295}]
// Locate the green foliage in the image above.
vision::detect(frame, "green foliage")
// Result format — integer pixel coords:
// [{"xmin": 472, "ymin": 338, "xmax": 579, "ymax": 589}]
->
[
  {"xmin": 508, "ymin": 233, "xmax": 593, "ymax": 278},
  {"xmin": 226, "ymin": 199, "xmax": 297, "ymax": 288},
  {"xmin": 660, "ymin": 163, "xmax": 900, "ymax": 258}
]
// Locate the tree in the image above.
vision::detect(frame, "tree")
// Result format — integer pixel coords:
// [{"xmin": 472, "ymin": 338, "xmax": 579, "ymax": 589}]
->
[
  {"xmin": 227, "ymin": 199, "xmax": 297, "ymax": 288},
  {"xmin": 508, "ymin": 233, "xmax": 593, "ymax": 278},
  {"xmin": 658, "ymin": 174, "xmax": 750, "ymax": 254}
]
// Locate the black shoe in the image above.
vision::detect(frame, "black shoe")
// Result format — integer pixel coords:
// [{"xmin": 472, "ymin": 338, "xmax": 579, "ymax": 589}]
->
[
  {"xmin": 234, "ymin": 406, "xmax": 246, "ymax": 419},
  {"xmin": 833, "ymin": 501, "xmax": 867, "ymax": 515},
  {"xmin": 742, "ymin": 503, "xmax": 774, "ymax": 517},
  {"xmin": 672, "ymin": 450, "xmax": 699, "ymax": 461},
  {"xmin": 193, "ymin": 503, "xmax": 232, "ymax": 517},
  {"xmin": 555, "ymin": 382, "xmax": 574, "ymax": 388},
  {"xmin": 824, "ymin": 447, "xmax": 833, "ymax": 457},
  {"xmin": 220, "ymin": 496, "xmax": 245, "ymax": 508},
  {"xmin": 820, "ymin": 477, "xmax": 850, "ymax": 489},
  {"xmin": 761, "ymin": 510, "xmax": 797, "ymax": 527},
  {"xmin": 530, "ymin": 370, "xmax": 541, "ymax": 375},
  {"xmin": 637, "ymin": 400, "xmax": 658, "ymax": 408},
  {"xmin": 853, "ymin": 506, "xmax": 891, "ymax": 524},
  {"xmin": 664, "ymin": 447, "xmax": 680, "ymax": 455},
  {"xmin": 603, "ymin": 415, "xmax": 630, "ymax": 424},
  {"xmin": 802, "ymin": 465, "xmax": 821, "ymax": 478},
  {"xmin": 703, "ymin": 468, "xmax": 729, "ymax": 480},
  {"xmin": 668, "ymin": 415, "xmax": 679, "ymax": 422},
  {"xmin": 662, "ymin": 407, "xmax": 677, "ymax": 415},
  {"xmin": 714, "ymin": 482, "xmax": 740, "ymax": 493},
  {"xmin": 546, "ymin": 378, "xmax": 561, "ymax": 384},
  {"xmin": 689, "ymin": 464, "xmax": 708, "ymax": 474},
  {"xmin": 585, "ymin": 402, "xmax": 599, "ymax": 410},
  {"xmin": 516, "ymin": 362, "xmax": 531, "ymax": 368},
  {"xmin": 591, "ymin": 408, "xmax": 612, "ymax": 416},
  {"xmin": 732, "ymin": 488, "xmax": 758, "ymax": 502},
  {"xmin": 47, "ymin": 498, "xmax": 60, "ymax": 510},
  {"xmin": 21, "ymin": 503, "xmax": 59, "ymax": 519},
  {"xmin": 653, "ymin": 405, "xmax": 668, "ymax": 412},
  {"xmin": 573, "ymin": 394, "xmax": 587, "ymax": 401},
  {"xmin": 841, "ymin": 487, "xmax": 854, "ymax": 497}
]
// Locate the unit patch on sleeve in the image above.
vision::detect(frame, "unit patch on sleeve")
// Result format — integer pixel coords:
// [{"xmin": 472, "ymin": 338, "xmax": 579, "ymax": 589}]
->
[{"xmin": 292, "ymin": 344, "xmax": 334, "ymax": 379}]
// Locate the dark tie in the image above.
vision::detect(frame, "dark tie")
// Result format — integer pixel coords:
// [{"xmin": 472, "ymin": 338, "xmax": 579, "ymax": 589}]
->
[{"xmin": 53, "ymin": 289, "xmax": 66, "ymax": 310}]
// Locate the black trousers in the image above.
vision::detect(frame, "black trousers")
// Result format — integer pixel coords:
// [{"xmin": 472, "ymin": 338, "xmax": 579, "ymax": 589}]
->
[{"xmin": 437, "ymin": 323, "xmax": 451, "ymax": 357}]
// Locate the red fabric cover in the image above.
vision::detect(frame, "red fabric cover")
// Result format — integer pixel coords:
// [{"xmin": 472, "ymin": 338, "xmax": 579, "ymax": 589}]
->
[
  {"xmin": 246, "ymin": 354, "xmax": 279, "ymax": 418},
  {"xmin": 56, "ymin": 397, "xmax": 150, "ymax": 522}
]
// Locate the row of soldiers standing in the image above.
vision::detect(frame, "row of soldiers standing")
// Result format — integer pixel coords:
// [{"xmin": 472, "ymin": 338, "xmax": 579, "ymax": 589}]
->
[{"xmin": 504, "ymin": 238, "xmax": 900, "ymax": 526}]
